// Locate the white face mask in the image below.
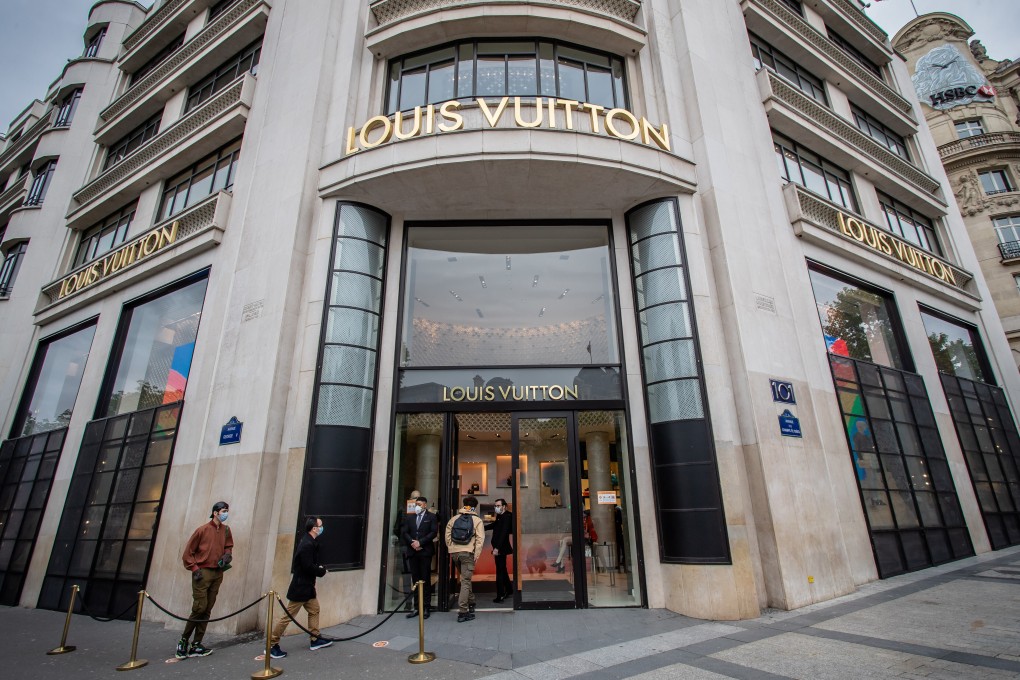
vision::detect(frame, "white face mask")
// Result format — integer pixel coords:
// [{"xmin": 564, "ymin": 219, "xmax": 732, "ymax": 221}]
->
[
  {"xmin": 495, "ymin": 506, "xmax": 504, "ymax": 515},
  {"xmin": 414, "ymin": 505, "xmax": 424, "ymax": 515}
]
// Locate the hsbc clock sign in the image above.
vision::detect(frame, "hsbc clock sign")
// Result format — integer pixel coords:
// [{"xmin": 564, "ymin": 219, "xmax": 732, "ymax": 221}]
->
[{"xmin": 912, "ymin": 45, "xmax": 996, "ymax": 110}]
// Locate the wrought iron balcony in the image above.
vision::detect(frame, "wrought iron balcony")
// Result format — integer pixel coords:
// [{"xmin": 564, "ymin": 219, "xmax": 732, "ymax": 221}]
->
[
  {"xmin": 938, "ymin": 132, "xmax": 1020, "ymax": 159},
  {"xmin": 998, "ymin": 240, "xmax": 1020, "ymax": 262}
]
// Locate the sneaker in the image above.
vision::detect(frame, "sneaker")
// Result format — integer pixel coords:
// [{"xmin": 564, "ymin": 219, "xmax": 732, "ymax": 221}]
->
[
  {"xmin": 188, "ymin": 642, "xmax": 213, "ymax": 657},
  {"xmin": 309, "ymin": 637, "xmax": 333, "ymax": 651},
  {"xmin": 269, "ymin": 644, "xmax": 288, "ymax": 659},
  {"xmin": 456, "ymin": 613, "xmax": 475, "ymax": 623},
  {"xmin": 468, "ymin": 603, "xmax": 476, "ymax": 613},
  {"xmin": 175, "ymin": 638, "xmax": 189, "ymax": 659}
]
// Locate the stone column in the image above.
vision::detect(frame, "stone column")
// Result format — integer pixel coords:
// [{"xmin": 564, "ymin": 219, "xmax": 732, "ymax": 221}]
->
[
  {"xmin": 585, "ymin": 430, "xmax": 613, "ymax": 561},
  {"xmin": 417, "ymin": 433, "xmax": 441, "ymax": 509}
]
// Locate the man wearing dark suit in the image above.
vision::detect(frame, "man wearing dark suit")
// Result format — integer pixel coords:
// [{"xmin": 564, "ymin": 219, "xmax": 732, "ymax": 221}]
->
[
  {"xmin": 484, "ymin": 498, "xmax": 514, "ymax": 602},
  {"xmin": 401, "ymin": 496, "xmax": 437, "ymax": 618}
]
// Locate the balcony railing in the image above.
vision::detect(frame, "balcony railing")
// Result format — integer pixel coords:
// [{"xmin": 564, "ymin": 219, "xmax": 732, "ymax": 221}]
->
[
  {"xmin": 122, "ymin": 0, "xmax": 188, "ymax": 53},
  {"xmin": 100, "ymin": 0, "xmax": 263, "ymax": 124},
  {"xmin": 829, "ymin": 0, "xmax": 888, "ymax": 45},
  {"xmin": 370, "ymin": 0, "xmax": 642, "ymax": 26},
  {"xmin": 74, "ymin": 75, "xmax": 249, "ymax": 207},
  {"xmin": 764, "ymin": 71, "xmax": 940, "ymax": 195},
  {"xmin": 998, "ymin": 240, "xmax": 1020, "ymax": 262},
  {"xmin": 748, "ymin": 0, "xmax": 911, "ymax": 115},
  {"xmin": 938, "ymin": 132, "xmax": 1020, "ymax": 159}
]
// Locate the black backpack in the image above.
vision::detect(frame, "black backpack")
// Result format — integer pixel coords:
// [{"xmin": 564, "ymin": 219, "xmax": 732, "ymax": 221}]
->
[{"xmin": 450, "ymin": 513, "xmax": 475, "ymax": 545}]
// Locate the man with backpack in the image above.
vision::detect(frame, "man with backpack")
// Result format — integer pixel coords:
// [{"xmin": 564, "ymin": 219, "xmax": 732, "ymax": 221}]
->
[{"xmin": 444, "ymin": 495, "xmax": 485, "ymax": 622}]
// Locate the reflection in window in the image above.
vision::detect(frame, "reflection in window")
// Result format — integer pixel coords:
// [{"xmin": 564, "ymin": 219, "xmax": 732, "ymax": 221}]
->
[
  {"xmin": 920, "ymin": 309, "xmax": 989, "ymax": 383},
  {"xmin": 852, "ymin": 104, "xmax": 909, "ymax": 159},
  {"xmin": 387, "ymin": 39, "xmax": 626, "ymax": 113},
  {"xmin": 980, "ymin": 169, "xmax": 1014, "ymax": 195},
  {"xmin": 13, "ymin": 322, "xmax": 97, "ymax": 437},
  {"xmin": 774, "ymin": 132, "xmax": 857, "ymax": 211},
  {"xmin": 878, "ymin": 191, "xmax": 939, "ymax": 255},
  {"xmin": 100, "ymin": 275, "xmax": 208, "ymax": 418},
  {"xmin": 130, "ymin": 33, "xmax": 184, "ymax": 85},
  {"xmin": 828, "ymin": 28, "xmax": 883, "ymax": 79},
  {"xmin": 104, "ymin": 113, "xmax": 161, "ymax": 171},
  {"xmin": 401, "ymin": 225, "xmax": 619, "ymax": 367},
  {"xmin": 184, "ymin": 38, "xmax": 261, "ymax": 113},
  {"xmin": 955, "ymin": 119, "xmax": 984, "ymax": 139},
  {"xmin": 808, "ymin": 266, "xmax": 905, "ymax": 370}
]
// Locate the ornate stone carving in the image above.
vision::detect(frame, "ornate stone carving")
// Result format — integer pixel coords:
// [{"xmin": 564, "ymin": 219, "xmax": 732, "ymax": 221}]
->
[
  {"xmin": 970, "ymin": 39, "xmax": 988, "ymax": 62},
  {"xmin": 954, "ymin": 172, "xmax": 981, "ymax": 214},
  {"xmin": 896, "ymin": 18, "xmax": 971, "ymax": 53}
]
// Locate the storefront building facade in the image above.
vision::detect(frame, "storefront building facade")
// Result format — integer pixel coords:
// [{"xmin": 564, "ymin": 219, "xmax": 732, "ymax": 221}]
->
[{"xmin": 1, "ymin": 0, "xmax": 1019, "ymax": 631}]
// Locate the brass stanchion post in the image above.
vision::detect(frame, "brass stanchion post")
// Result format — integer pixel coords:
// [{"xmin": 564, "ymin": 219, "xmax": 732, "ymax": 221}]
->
[
  {"xmin": 407, "ymin": 580, "xmax": 435, "ymax": 664},
  {"xmin": 116, "ymin": 590, "xmax": 148, "ymax": 671},
  {"xmin": 47, "ymin": 584, "xmax": 79, "ymax": 655},
  {"xmin": 251, "ymin": 591, "xmax": 282, "ymax": 680}
]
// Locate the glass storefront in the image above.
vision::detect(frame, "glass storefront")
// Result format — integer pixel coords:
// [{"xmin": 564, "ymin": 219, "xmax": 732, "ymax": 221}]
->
[
  {"xmin": 0, "ymin": 321, "xmax": 97, "ymax": 605},
  {"xmin": 810, "ymin": 265, "xmax": 973, "ymax": 576},
  {"xmin": 39, "ymin": 272, "xmax": 208, "ymax": 617},
  {"xmin": 383, "ymin": 222, "xmax": 642, "ymax": 610}
]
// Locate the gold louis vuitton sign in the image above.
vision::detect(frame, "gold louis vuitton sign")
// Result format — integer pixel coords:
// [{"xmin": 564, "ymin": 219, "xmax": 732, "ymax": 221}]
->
[
  {"xmin": 57, "ymin": 222, "xmax": 179, "ymax": 299},
  {"xmin": 442, "ymin": 384, "xmax": 579, "ymax": 402},
  {"xmin": 345, "ymin": 97, "xmax": 670, "ymax": 155},
  {"xmin": 835, "ymin": 212, "xmax": 959, "ymax": 288}
]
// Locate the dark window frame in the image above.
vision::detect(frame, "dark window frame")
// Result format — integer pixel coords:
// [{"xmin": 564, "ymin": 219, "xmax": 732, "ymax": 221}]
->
[
  {"xmin": 0, "ymin": 241, "xmax": 28, "ymax": 298},
  {"xmin": 74, "ymin": 204, "xmax": 135, "ymax": 269},
  {"xmin": 103, "ymin": 112, "xmax": 162, "ymax": 172},
  {"xmin": 207, "ymin": 0, "xmax": 242, "ymax": 22},
  {"xmin": 773, "ymin": 131, "xmax": 858, "ymax": 211},
  {"xmin": 979, "ymin": 169, "xmax": 1015, "ymax": 195},
  {"xmin": 828, "ymin": 28, "xmax": 883, "ymax": 80},
  {"xmin": 183, "ymin": 38, "xmax": 261, "ymax": 114},
  {"xmin": 851, "ymin": 103, "xmax": 910, "ymax": 160},
  {"xmin": 750, "ymin": 32, "xmax": 827, "ymax": 105},
  {"xmin": 918, "ymin": 305, "xmax": 994, "ymax": 385},
  {"xmin": 83, "ymin": 27, "xmax": 106, "ymax": 59},
  {"xmin": 877, "ymin": 191, "xmax": 940, "ymax": 255},
  {"xmin": 157, "ymin": 138, "xmax": 241, "ymax": 222},
  {"xmin": 129, "ymin": 33, "xmax": 184, "ymax": 85},
  {"xmin": 54, "ymin": 88, "xmax": 84, "ymax": 128},
  {"xmin": 24, "ymin": 160, "xmax": 56, "ymax": 207},
  {"xmin": 386, "ymin": 38, "xmax": 628, "ymax": 114}
]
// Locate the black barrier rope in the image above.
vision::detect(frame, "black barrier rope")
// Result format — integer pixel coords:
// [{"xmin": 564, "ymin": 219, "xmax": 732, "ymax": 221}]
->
[
  {"xmin": 144, "ymin": 592, "xmax": 268, "ymax": 624},
  {"xmin": 274, "ymin": 590, "xmax": 415, "ymax": 643},
  {"xmin": 76, "ymin": 595, "xmax": 141, "ymax": 623}
]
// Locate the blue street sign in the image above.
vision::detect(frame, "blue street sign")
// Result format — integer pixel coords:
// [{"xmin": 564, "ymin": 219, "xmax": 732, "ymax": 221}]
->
[
  {"xmin": 220, "ymin": 417, "xmax": 243, "ymax": 445},
  {"xmin": 778, "ymin": 409, "xmax": 802, "ymax": 438},
  {"xmin": 770, "ymin": 379, "xmax": 796, "ymax": 404}
]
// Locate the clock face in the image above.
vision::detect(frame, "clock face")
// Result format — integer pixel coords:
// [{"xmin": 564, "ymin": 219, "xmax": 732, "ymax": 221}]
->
[{"xmin": 912, "ymin": 44, "xmax": 995, "ymax": 110}]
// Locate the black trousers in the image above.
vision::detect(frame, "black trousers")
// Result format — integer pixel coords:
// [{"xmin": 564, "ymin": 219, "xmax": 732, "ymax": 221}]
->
[
  {"xmin": 407, "ymin": 551, "xmax": 432, "ymax": 610},
  {"xmin": 494, "ymin": 552, "xmax": 513, "ymax": 598}
]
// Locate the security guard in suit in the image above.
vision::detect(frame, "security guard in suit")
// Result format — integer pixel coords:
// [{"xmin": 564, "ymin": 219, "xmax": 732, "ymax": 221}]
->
[
  {"xmin": 401, "ymin": 496, "xmax": 438, "ymax": 618},
  {"xmin": 485, "ymin": 498, "xmax": 514, "ymax": 602}
]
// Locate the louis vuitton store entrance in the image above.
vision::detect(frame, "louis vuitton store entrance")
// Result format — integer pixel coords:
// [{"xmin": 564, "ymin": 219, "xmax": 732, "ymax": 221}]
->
[{"xmin": 380, "ymin": 223, "xmax": 644, "ymax": 611}]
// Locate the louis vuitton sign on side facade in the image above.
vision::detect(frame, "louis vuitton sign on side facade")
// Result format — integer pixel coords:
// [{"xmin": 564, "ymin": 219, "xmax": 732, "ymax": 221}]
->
[
  {"xmin": 344, "ymin": 96, "xmax": 671, "ymax": 155},
  {"xmin": 56, "ymin": 221, "xmax": 179, "ymax": 299}
]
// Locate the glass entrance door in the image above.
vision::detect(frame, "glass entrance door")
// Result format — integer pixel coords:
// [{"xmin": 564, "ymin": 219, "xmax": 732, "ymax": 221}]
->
[{"xmin": 513, "ymin": 413, "xmax": 582, "ymax": 608}]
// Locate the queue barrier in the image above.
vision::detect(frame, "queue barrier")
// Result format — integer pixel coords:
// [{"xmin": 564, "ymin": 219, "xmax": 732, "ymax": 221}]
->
[{"xmin": 45, "ymin": 582, "xmax": 424, "ymax": 675}]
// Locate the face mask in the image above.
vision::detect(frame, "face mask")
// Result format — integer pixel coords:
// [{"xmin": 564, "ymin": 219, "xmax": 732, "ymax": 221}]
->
[
  {"xmin": 218, "ymin": 512, "xmax": 229, "ymax": 522},
  {"xmin": 414, "ymin": 505, "xmax": 424, "ymax": 515},
  {"xmin": 495, "ymin": 506, "xmax": 504, "ymax": 515},
  {"xmin": 316, "ymin": 525, "xmax": 324, "ymax": 536}
]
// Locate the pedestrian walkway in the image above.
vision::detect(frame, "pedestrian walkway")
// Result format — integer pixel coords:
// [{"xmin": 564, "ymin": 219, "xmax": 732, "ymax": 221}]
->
[{"xmin": 8, "ymin": 545, "xmax": 1020, "ymax": 679}]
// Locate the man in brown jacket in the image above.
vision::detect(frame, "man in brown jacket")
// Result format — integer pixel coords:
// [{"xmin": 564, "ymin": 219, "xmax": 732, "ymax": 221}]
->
[
  {"xmin": 444, "ymin": 495, "xmax": 485, "ymax": 622},
  {"xmin": 175, "ymin": 501, "xmax": 233, "ymax": 659}
]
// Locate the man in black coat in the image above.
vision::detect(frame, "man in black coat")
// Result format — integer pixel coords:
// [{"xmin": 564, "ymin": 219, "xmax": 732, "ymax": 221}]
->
[
  {"xmin": 269, "ymin": 517, "xmax": 332, "ymax": 658},
  {"xmin": 401, "ymin": 496, "xmax": 438, "ymax": 618},
  {"xmin": 485, "ymin": 498, "xmax": 514, "ymax": 602}
]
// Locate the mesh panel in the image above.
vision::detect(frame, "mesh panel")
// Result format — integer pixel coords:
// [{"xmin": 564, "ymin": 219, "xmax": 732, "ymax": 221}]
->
[
  {"xmin": 640, "ymin": 302, "xmax": 692, "ymax": 344},
  {"xmin": 635, "ymin": 268, "xmax": 687, "ymax": 309},
  {"xmin": 631, "ymin": 233, "xmax": 683, "ymax": 275},
  {"xmin": 643, "ymin": 339, "xmax": 698, "ymax": 382},
  {"xmin": 628, "ymin": 201, "xmax": 679, "ymax": 243},
  {"xmin": 316, "ymin": 384, "xmax": 373, "ymax": 428},
  {"xmin": 647, "ymin": 379, "xmax": 704, "ymax": 423},
  {"xmin": 334, "ymin": 238, "xmax": 386, "ymax": 278},
  {"xmin": 337, "ymin": 204, "xmax": 388, "ymax": 245},
  {"xmin": 321, "ymin": 345, "xmax": 376, "ymax": 387},
  {"xmin": 325, "ymin": 308, "xmax": 379, "ymax": 347},
  {"xmin": 329, "ymin": 272, "xmax": 382, "ymax": 312}
]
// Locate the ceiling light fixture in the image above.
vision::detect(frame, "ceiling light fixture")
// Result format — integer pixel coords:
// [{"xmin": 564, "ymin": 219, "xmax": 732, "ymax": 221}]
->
[
  {"xmin": 476, "ymin": 308, "xmax": 484, "ymax": 318},
  {"xmin": 449, "ymin": 290, "xmax": 463, "ymax": 301},
  {"xmin": 539, "ymin": 307, "xmax": 546, "ymax": 317},
  {"xmin": 415, "ymin": 297, "xmax": 430, "ymax": 307},
  {"xmin": 479, "ymin": 276, "xmax": 487, "ymax": 288},
  {"xmin": 532, "ymin": 275, "xmax": 539, "ymax": 287},
  {"xmin": 559, "ymin": 288, "xmax": 570, "ymax": 299},
  {"xmin": 591, "ymin": 294, "xmax": 604, "ymax": 304},
  {"xmin": 505, "ymin": 256, "xmax": 512, "ymax": 270}
]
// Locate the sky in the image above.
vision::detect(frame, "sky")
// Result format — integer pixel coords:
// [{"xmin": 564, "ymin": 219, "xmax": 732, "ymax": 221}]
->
[{"xmin": 0, "ymin": 1, "xmax": 1015, "ymax": 134}]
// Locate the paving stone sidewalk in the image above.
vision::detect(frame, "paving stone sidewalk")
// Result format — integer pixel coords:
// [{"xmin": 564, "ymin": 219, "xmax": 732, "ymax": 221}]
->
[{"xmin": 7, "ymin": 545, "xmax": 1020, "ymax": 679}]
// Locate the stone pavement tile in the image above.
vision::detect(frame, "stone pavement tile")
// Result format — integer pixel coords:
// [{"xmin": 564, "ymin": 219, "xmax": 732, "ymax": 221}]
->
[
  {"xmin": 514, "ymin": 660, "xmax": 575, "ymax": 680},
  {"xmin": 575, "ymin": 640, "xmax": 652, "ymax": 667},
  {"xmin": 653, "ymin": 622, "xmax": 746, "ymax": 647},
  {"xmin": 383, "ymin": 633, "xmax": 418, "ymax": 650},
  {"xmin": 813, "ymin": 579, "xmax": 1020, "ymax": 657},
  {"xmin": 944, "ymin": 651, "xmax": 1020, "ymax": 673},
  {"xmin": 681, "ymin": 637, "xmax": 746, "ymax": 656},
  {"xmin": 485, "ymin": 652, "xmax": 514, "ymax": 669},
  {"xmin": 687, "ymin": 656, "xmax": 795, "ymax": 679},
  {"xmin": 544, "ymin": 654, "xmax": 605, "ymax": 674},
  {"xmin": 626, "ymin": 661, "xmax": 735, "ymax": 679},
  {"xmin": 722, "ymin": 627, "xmax": 785, "ymax": 644}
]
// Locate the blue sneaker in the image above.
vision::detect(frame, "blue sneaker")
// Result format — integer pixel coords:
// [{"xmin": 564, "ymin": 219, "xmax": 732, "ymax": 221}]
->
[
  {"xmin": 309, "ymin": 637, "xmax": 333, "ymax": 650},
  {"xmin": 270, "ymin": 644, "xmax": 287, "ymax": 659}
]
